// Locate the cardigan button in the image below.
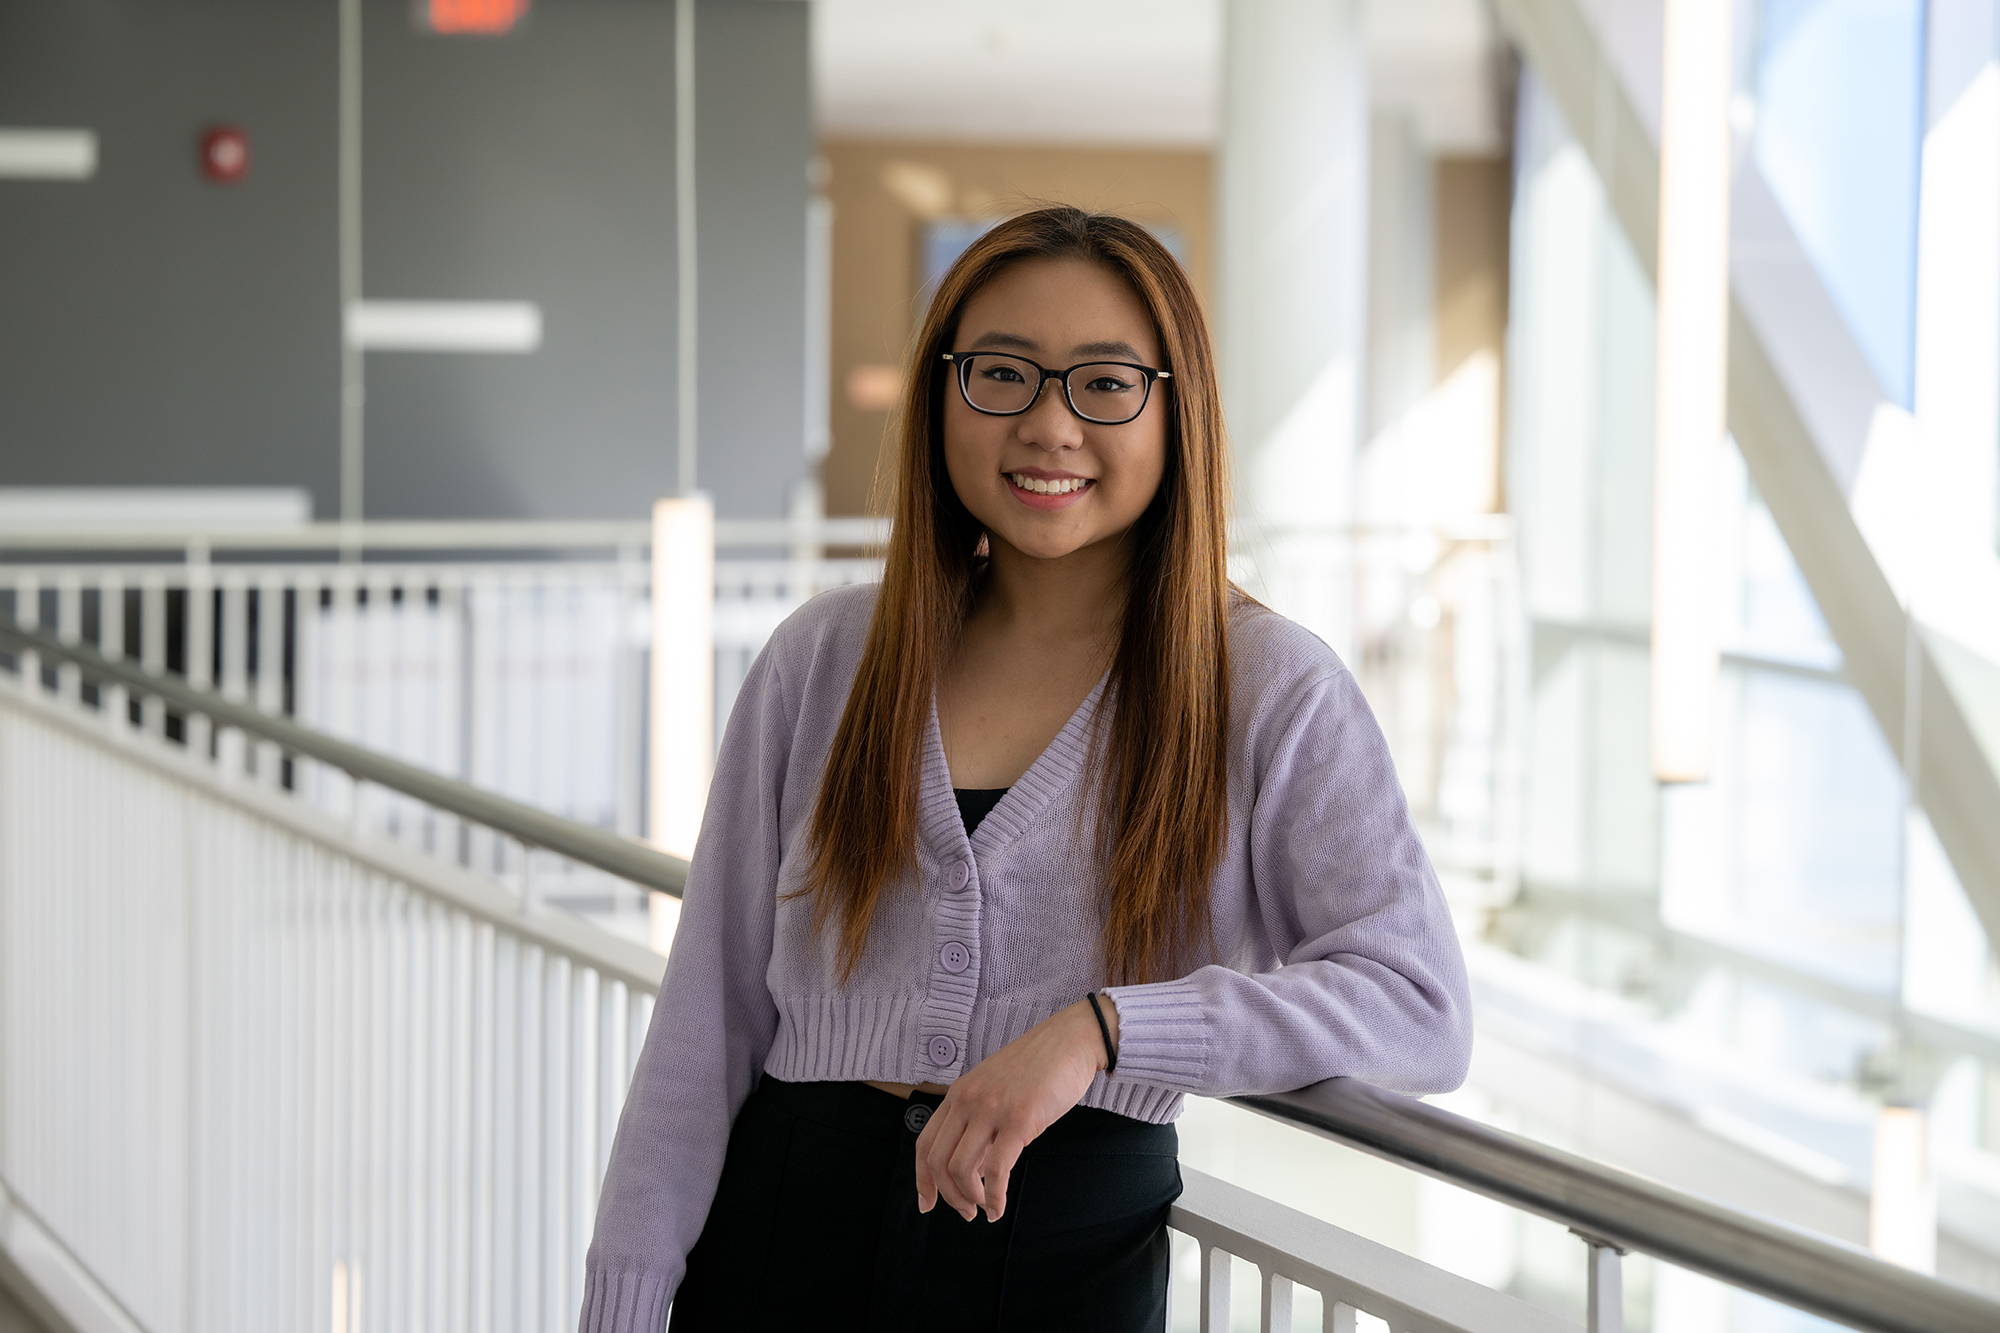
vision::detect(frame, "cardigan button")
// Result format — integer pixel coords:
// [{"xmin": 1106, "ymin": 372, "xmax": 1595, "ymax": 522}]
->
[
  {"xmin": 927, "ymin": 1034, "xmax": 958, "ymax": 1066},
  {"xmin": 939, "ymin": 941, "xmax": 970, "ymax": 974},
  {"xmin": 951, "ymin": 861, "xmax": 970, "ymax": 891}
]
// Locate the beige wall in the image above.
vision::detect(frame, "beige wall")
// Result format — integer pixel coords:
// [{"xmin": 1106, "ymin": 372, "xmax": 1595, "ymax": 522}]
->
[
  {"xmin": 1434, "ymin": 156, "xmax": 1510, "ymax": 382},
  {"xmin": 818, "ymin": 138, "xmax": 1213, "ymax": 515},
  {"xmin": 1433, "ymin": 155, "xmax": 1512, "ymax": 512}
]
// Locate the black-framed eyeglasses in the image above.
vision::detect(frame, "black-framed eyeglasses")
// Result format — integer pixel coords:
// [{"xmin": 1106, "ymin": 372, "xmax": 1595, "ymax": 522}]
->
[{"xmin": 941, "ymin": 351, "xmax": 1171, "ymax": 426}]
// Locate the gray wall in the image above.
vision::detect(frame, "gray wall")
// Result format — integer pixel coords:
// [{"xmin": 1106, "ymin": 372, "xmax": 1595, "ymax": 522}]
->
[
  {"xmin": 0, "ymin": 1, "xmax": 342, "ymax": 504},
  {"xmin": 692, "ymin": 0, "xmax": 812, "ymax": 522},
  {"xmin": 0, "ymin": 0, "xmax": 809, "ymax": 521}
]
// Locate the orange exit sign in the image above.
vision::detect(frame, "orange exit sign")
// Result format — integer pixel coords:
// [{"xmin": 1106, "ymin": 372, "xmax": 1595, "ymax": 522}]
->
[{"xmin": 427, "ymin": 0, "xmax": 528, "ymax": 35}]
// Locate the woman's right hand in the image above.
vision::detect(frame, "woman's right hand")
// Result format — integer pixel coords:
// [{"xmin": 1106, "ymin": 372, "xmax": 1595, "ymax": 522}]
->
[{"xmin": 912, "ymin": 996, "xmax": 1117, "ymax": 1222}]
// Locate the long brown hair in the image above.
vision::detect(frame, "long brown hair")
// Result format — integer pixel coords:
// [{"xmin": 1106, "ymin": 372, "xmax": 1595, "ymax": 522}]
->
[{"xmin": 801, "ymin": 206, "xmax": 1232, "ymax": 986}]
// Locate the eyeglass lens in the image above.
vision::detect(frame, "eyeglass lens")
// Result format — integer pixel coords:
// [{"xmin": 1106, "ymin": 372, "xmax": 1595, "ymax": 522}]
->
[{"xmin": 957, "ymin": 353, "xmax": 1151, "ymax": 425}]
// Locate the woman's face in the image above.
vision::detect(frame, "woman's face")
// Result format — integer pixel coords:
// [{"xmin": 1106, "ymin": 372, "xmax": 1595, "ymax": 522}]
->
[{"xmin": 942, "ymin": 257, "xmax": 1169, "ymax": 564}]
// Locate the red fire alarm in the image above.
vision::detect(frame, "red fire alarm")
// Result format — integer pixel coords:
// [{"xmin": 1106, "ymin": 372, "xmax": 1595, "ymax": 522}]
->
[{"xmin": 199, "ymin": 126, "xmax": 250, "ymax": 184}]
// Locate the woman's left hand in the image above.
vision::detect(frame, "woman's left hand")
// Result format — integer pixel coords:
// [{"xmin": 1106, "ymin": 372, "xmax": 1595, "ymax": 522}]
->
[{"xmin": 914, "ymin": 996, "xmax": 1118, "ymax": 1223}]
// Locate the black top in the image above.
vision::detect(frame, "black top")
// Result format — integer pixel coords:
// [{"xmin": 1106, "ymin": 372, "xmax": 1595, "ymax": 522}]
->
[{"xmin": 953, "ymin": 787, "xmax": 1009, "ymax": 836}]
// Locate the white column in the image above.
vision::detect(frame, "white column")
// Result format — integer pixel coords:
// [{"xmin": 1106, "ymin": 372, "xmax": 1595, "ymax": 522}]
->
[
  {"xmin": 1914, "ymin": 0, "xmax": 2000, "ymax": 586},
  {"xmin": 648, "ymin": 495, "xmax": 715, "ymax": 955},
  {"xmin": 1217, "ymin": 0, "xmax": 1369, "ymax": 651},
  {"xmin": 1650, "ymin": 0, "xmax": 1733, "ymax": 784}
]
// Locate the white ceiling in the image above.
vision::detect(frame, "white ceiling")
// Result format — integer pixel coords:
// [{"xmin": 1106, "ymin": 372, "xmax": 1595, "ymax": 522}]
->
[
  {"xmin": 812, "ymin": 0, "xmax": 1222, "ymax": 146},
  {"xmin": 812, "ymin": 0, "xmax": 1506, "ymax": 153}
]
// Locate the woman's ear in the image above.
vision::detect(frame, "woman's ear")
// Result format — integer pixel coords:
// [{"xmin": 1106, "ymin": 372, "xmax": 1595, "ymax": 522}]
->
[{"xmin": 974, "ymin": 533, "xmax": 990, "ymax": 558}]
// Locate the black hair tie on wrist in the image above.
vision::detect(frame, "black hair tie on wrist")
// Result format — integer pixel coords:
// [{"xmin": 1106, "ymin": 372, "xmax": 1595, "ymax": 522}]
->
[{"xmin": 1085, "ymin": 991, "xmax": 1118, "ymax": 1077}]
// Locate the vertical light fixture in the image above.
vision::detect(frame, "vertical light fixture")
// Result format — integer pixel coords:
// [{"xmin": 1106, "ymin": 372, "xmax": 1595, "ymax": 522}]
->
[
  {"xmin": 648, "ymin": 496, "xmax": 713, "ymax": 954},
  {"xmin": 650, "ymin": 0, "xmax": 701, "ymax": 958},
  {"xmin": 1651, "ymin": 0, "xmax": 1734, "ymax": 782},
  {"xmin": 1871, "ymin": 1103, "xmax": 1938, "ymax": 1271}
]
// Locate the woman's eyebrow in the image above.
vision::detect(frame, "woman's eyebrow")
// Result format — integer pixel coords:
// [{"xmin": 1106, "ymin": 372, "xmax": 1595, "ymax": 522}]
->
[
  {"xmin": 965, "ymin": 332, "xmax": 1148, "ymax": 361},
  {"xmin": 967, "ymin": 331, "xmax": 1039, "ymax": 351},
  {"xmin": 1074, "ymin": 338, "xmax": 1143, "ymax": 360}
]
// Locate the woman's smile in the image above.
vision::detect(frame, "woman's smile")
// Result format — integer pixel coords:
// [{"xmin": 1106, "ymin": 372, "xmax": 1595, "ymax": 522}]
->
[{"xmin": 1005, "ymin": 468, "xmax": 1097, "ymax": 509}]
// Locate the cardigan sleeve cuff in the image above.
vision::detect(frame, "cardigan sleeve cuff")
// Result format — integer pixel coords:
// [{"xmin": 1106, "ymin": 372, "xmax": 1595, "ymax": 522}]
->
[
  {"xmin": 577, "ymin": 1267, "xmax": 673, "ymax": 1333},
  {"xmin": 1101, "ymin": 977, "xmax": 1209, "ymax": 1093}
]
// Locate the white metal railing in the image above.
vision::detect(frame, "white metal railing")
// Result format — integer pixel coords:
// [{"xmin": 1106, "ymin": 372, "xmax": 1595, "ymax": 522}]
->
[
  {"xmin": 0, "ymin": 634, "xmax": 669, "ymax": 1333},
  {"xmin": 0, "ymin": 515, "xmax": 1520, "ymax": 903},
  {"xmin": 0, "ymin": 546, "xmax": 879, "ymax": 913},
  {"xmin": 6, "ymin": 621, "xmax": 2000, "ymax": 1332},
  {"xmin": 1168, "ymin": 1168, "xmax": 1575, "ymax": 1332}
]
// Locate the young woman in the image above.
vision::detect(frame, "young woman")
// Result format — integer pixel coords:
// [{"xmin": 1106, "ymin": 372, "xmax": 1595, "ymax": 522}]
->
[{"xmin": 580, "ymin": 207, "xmax": 1471, "ymax": 1332}]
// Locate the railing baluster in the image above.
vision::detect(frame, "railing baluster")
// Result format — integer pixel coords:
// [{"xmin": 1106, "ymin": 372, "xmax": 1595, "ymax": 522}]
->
[
  {"xmin": 364, "ymin": 567, "xmax": 398, "ymax": 836},
  {"xmin": 141, "ymin": 571, "xmax": 166, "ymax": 739},
  {"xmin": 55, "ymin": 572, "xmax": 82, "ymax": 703},
  {"xmin": 219, "ymin": 571, "xmax": 249, "ymax": 778},
  {"xmin": 186, "ymin": 555, "xmax": 214, "ymax": 757},
  {"xmin": 1200, "ymin": 1243, "xmax": 1230, "ymax": 1333},
  {"xmin": 466, "ymin": 572, "xmax": 496, "ymax": 875},
  {"xmin": 1326, "ymin": 1299, "xmax": 1357, "ymax": 1333},
  {"xmin": 351, "ymin": 776, "xmax": 370, "ymax": 841},
  {"xmin": 434, "ymin": 570, "xmax": 467, "ymax": 859},
  {"xmin": 15, "ymin": 570, "xmax": 40, "ymax": 689},
  {"xmin": 615, "ymin": 542, "xmax": 646, "ymax": 838},
  {"xmin": 333, "ymin": 569, "xmax": 363, "ymax": 823},
  {"xmin": 470, "ymin": 919, "xmax": 496, "ymax": 1333},
  {"xmin": 293, "ymin": 570, "xmax": 322, "ymax": 797},
  {"xmin": 1581, "ymin": 1234, "xmax": 1624, "ymax": 1333},
  {"xmin": 99, "ymin": 571, "xmax": 126, "ymax": 733},
  {"xmin": 256, "ymin": 570, "xmax": 286, "ymax": 785},
  {"xmin": 328, "ymin": 562, "xmax": 358, "ymax": 762},
  {"xmin": 495, "ymin": 932, "xmax": 522, "ymax": 1333},
  {"xmin": 1262, "ymin": 1268, "xmax": 1293, "ymax": 1332}
]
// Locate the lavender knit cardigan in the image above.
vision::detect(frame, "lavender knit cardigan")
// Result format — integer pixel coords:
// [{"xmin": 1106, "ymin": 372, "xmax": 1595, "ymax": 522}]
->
[{"xmin": 578, "ymin": 585, "xmax": 1472, "ymax": 1331}]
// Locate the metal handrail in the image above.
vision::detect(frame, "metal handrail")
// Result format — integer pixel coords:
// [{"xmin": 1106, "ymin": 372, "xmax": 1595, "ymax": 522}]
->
[
  {"xmin": 1235, "ymin": 1080, "xmax": 2000, "ymax": 1333},
  {"xmin": 9, "ymin": 622, "xmax": 1997, "ymax": 1332},
  {"xmin": 0, "ymin": 618, "xmax": 688, "ymax": 898}
]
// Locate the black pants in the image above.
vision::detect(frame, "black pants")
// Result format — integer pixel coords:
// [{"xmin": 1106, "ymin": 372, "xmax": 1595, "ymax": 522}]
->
[{"xmin": 670, "ymin": 1077, "xmax": 1181, "ymax": 1332}]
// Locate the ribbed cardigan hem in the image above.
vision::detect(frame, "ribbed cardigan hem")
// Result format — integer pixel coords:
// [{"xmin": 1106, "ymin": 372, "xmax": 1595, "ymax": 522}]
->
[
  {"xmin": 764, "ymin": 993, "xmax": 923, "ymax": 1082},
  {"xmin": 578, "ymin": 1267, "xmax": 673, "ymax": 1333},
  {"xmin": 761, "ymin": 991, "xmax": 1190, "ymax": 1123}
]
